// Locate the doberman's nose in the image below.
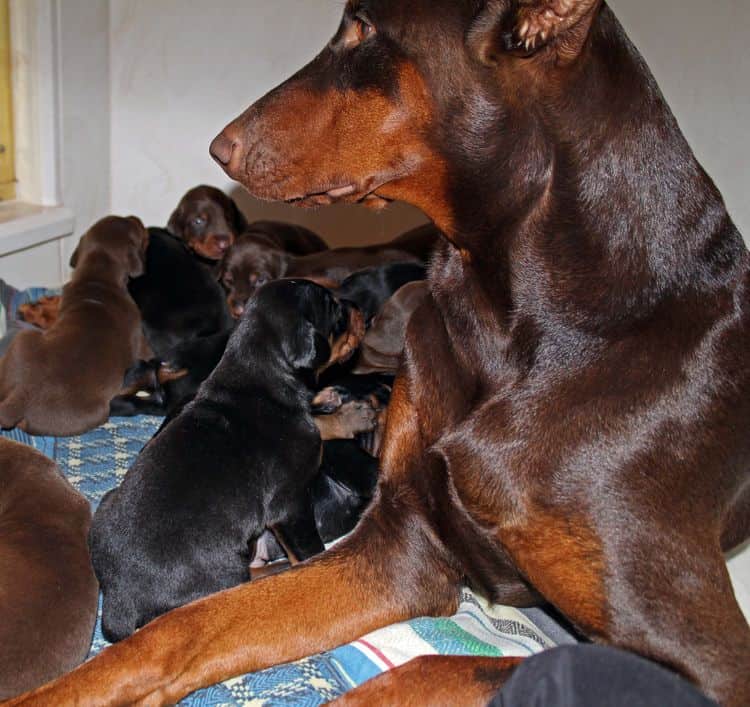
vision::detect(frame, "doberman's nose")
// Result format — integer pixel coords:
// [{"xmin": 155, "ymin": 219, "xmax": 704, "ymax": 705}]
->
[{"xmin": 210, "ymin": 132, "xmax": 238, "ymax": 167}]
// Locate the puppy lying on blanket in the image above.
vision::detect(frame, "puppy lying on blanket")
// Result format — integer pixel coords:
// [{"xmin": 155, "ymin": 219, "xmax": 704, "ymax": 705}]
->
[
  {"xmin": 0, "ymin": 216, "xmax": 149, "ymax": 436},
  {"xmin": 91, "ymin": 279, "xmax": 371, "ymax": 642},
  {"xmin": 0, "ymin": 439, "xmax": 98, "ymax": 699}
]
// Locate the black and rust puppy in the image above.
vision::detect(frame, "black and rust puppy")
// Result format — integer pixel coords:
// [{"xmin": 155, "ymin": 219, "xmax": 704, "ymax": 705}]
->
[
  {"xmin": 109, "ymin": 330, "xmax": 232, "ymax": 418},
  {"xmin": 91, "ymin": 280, "xmax": 368, "ymax": 642},
  {"xmin": 168, "ymin": 185, "xmax": 328, "ymax": 261},
  {"xmin": 127, "ymin": 228, "xmax": 232, "ymax": 358},
  {"xmin": 313, "ymin": 373, "xmax": 392, "ymax": 458},
  {"xmin": 250, "ymin": 440, "xmax": 380, "ymax": 574},
  {"xmin": 0, "ymin": 439, "xmax": 98, "ymax": 699},
  {"xmin": 335, "ymin": 262, "xmax": 426, "ymax": 324}
]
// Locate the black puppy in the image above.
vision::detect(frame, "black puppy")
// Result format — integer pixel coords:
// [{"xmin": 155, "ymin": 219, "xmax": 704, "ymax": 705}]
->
[
  {"xmin": 109, "ymin": 330, "xmax": 232, "ymax": 418},
  {"xmin": 250, "ymin": 440, "xmax": 379, "ymax": 573},
  {"xmin": 128, "ymin": 228, "xmax": 233, "ymax": 358},
  {"xmin": 335, "ymin": 262, "xmax": 426, "ymax": 324},
  {"xmin": 90, "ymin": 280, "xmax": 367, "ymax": 642}
]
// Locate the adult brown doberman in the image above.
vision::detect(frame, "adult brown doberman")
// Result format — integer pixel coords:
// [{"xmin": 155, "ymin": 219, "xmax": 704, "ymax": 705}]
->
[{"xmin": 8, "ymin": 1, "xmax": 749, "ymax": 705}]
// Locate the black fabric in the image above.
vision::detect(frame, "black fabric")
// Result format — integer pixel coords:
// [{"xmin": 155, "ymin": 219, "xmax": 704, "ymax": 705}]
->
[{"xmin": 489, "ymin": 646, "xmax": 718, "ymax": 707}]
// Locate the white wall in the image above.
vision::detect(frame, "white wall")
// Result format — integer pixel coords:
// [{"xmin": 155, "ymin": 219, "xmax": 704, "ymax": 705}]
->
[
  {"xmin": 56, "ymin": 0, "xmax": 111, "ymax": 265},
  {"xmin": 609, "ymin": 0, "xmax": 750, "ymax": 239}
]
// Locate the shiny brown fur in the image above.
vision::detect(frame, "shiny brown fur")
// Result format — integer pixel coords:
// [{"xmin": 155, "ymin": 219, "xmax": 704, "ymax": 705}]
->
[
  {"xmin": 9, "ymin": 1, "xmax": 750, "ymax": 705},
  {"xmin": 0, "ymin": 438, "xmax": 98, "ymax": 699},
  {"xmin": 0, "ymin": 216, "xmax": 149, "ymax": 436}
]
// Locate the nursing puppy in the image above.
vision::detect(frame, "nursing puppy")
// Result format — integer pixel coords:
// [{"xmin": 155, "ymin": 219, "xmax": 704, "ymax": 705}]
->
[
  {"xmin": 0, "ymin": 216, "xmax": 148, "ymax": 436},
  {"xmin": 0, "ymin": 439, "xmax": 98, "ymax": 699},
  {"xmin": 90, "ymin": 280, "xmax": 366, "ymax": 642}
]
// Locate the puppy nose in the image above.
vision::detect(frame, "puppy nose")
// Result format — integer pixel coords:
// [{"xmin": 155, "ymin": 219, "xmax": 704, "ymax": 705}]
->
[{"xmin": 210, "ymin": 132, "xmax": 238, "ymax": 166}]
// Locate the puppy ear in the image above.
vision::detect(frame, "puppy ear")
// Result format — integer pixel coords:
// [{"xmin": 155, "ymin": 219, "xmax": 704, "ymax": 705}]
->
[
  {"xmin": 468, "ymin": 0, "xmax": 601, "ymax": 65},
  {"xmin": 228, "ymin": 198, "xmax": 248, "ymax": 236},
  {"xmin": 283, "ymin": 322, "xmax": 330, "ymax": 372},
  {"xmin": 126, "ymin": 217, "xmax": 149, "ymax": 278},
  {"xmin": 167, "ymin": 205, "xmax": 183, "ymax": 238}
]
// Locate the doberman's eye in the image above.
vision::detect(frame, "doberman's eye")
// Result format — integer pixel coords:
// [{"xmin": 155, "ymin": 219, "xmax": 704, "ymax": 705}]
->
[
  {"xmin": 191, "ymin": 216, "xmax": 206, "ymax": 228},
  {"xmin": 354, "ymin": 15, "xmax": 375, "ymax": 43}
]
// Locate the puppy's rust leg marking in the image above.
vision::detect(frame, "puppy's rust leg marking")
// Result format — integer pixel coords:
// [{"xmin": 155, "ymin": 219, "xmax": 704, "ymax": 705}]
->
[
  {"xmin": 314, "ymin": 401, "xmax": 377, "ymax": 440},
  {"xmin": 330, "ymin": 655, "xmax": 523, "ymax": 706}
]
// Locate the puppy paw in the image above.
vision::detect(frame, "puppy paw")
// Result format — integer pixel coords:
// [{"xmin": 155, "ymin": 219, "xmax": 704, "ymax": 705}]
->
[
  {"xmin": 311, "ymin": 386, "xmax": 347, "ymax": 414},
  {"xmin": 338, "ymin": 400, "xmax": 378, "ymax": 437}
]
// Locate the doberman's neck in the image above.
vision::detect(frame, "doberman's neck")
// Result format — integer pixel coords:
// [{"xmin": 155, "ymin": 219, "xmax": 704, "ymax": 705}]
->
[{"xmin": 444, "ymin": 6, "xmax": 745, "ymax": 335}]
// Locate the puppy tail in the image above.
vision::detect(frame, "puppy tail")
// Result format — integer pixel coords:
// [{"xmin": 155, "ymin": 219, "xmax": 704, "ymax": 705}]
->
[{"xmin": 100, "ymin": 591, "xmax": 138, "ymax": 644}]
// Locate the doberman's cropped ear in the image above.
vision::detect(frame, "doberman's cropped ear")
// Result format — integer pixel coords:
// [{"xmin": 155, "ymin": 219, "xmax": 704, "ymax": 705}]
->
[{"xmin": 468, "ymin": 0, "xmax": 602, "ymax": 65}]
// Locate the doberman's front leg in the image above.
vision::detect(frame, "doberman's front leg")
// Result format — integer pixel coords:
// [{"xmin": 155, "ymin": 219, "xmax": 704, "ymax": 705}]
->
[
  {"xmin": 6, "ymin": 322, "xmax": 461, "ymax": 707},
  {"xmin": 508, "ymin": 512, "xmax": 750, "ymax": 707},
  {"xmin": 6, "ymin": 498, "xmax": 460, "ymax": 707},
  {"xmin": 331, "ymin": 656, "xmax": 523, "ymax": 707}
]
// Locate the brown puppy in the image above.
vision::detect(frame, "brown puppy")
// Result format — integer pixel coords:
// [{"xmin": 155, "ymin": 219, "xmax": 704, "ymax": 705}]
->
[
  {"xmin": 0, "ymin": 438, "xmax": 98, "ymax": 699},
  {"xmin": 0, "ymin": 216, "xmax": 149, "ymax": 436},
  {"xmin": 167, "ymin": 185, "xmax": 248, "ymax": 260},
  {"xmin": 168, "ymin": 185, "xmax": 328, "ymax": 260},
  {"xmin": 353, "ymin": 281, "xmax": 430, "ymax": 375},
  {"xmin": 221, "ymin": 238, "xmax": 423, "ymax": 318},
  {"xmin": 9, "ymin": 1, "xmax": 750, "ymax": 706}
]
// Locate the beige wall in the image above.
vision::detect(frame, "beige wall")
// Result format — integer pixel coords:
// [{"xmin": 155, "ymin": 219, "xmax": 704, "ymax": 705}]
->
[{"xmin": 610, "ymin": 0, "xmax": 750, "ymax": 238}]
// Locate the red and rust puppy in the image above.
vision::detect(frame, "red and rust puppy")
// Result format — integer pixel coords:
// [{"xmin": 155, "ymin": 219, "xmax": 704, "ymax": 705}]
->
[
  {"xmin": 167, "ymin": 185, "xmax": 248, "ymax": 260},
  {"xmin": 0, "ymin": 439, "xmax": 98, "ymax": 699},
  {"xmin": 10, "ymin": 1, "xmax": 750, "ymax": 706},
  {"xmin": 352, "ymin": 280, "xmax": 431, "ymax": 375},
  {"xmin": 168, "ymin": 185, "xmax": 328, "ymax": 260},
  {"xmin": 221, "ymin": 236, "xmax": 425, "ymax": 318},
  {"xmin": 0, "ymin": 216, "xmax": 149, "ymax": 436}
]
